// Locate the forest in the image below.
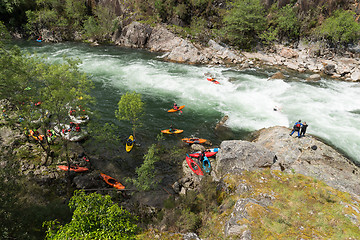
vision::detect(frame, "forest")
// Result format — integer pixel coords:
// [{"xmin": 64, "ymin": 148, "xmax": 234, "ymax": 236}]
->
[{"xmin": 1, "ymin": 0, "xmax": 360, "ymax": 49}]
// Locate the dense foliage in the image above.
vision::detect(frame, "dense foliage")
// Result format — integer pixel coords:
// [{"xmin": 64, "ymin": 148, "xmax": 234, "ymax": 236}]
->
[
  {"xmin": 223, "ymin": 0, "xmax": 266, "ymax": 48},
  {"xmin": 44, "ymin": 190, "xmax": 138, "ymax": 239},
  {"xmin": 0, "ymin": 24, "xmax": 93, "ymax": 164},
  {"xmin": 127, "ymin": 143, "xmax": 160, "ymax": 191},
  {"xmin": 317, "ymin": 9, "xmax": 360, "ymax": 45},
  {"xmin": 1, "ymin": 0, "xmax": 360, "ymax": 48}
]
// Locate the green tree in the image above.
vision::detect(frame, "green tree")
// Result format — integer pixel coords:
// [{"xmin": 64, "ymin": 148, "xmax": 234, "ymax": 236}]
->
[
  {"xmin": 317, "ymin": 9, "xmax": 360, "ymax": 45},
  {"xmin": 275, "ymin": 4, "xmax": 300, "ymax": 41},
  {"xmin": 222, "ymin": 0, "xmax": 266, "ymax": 49},
  {"xmin": 127, "ymin": 144, "xmax": 160, "ymax": 191},
  {"xmin": 25, "ymin": 0, "xmax": 88, "ymax": 37},
  {"xmin": 43, "ymin": 190, "xmax": 138, "ymax": 239},
  {"xmin": 0, "ymin": 41, "xmax": 93, "ymax": 165},
  {"xmin": 82, "ymin": 4, "xmax": 117, "ymax": 42},
  {"xmin": 115, "ymin": 91, "xmax": 144, "ymax": 137}
]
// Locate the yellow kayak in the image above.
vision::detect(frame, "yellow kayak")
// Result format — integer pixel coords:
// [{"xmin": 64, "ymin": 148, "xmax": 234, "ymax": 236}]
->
[
  {"xmin": 161, "ymin": 129, "xmax": 184, "ymax": 134},
  {"xmin": 126, "ymin": 135, "xmax": 134, "ymax": 152}
]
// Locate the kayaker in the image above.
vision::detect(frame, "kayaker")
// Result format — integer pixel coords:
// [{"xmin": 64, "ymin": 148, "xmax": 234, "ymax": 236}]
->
[
  {"xmin": 290, "ymin": 120, "xmax": 302, "ymax": 138},
  {"xmin": 70, "ymin": 122, "xmax": 75, "ymax": 131},
  {"xmin": 126, "ymin": 137, "xmax": 134, "ymax": 146},
  {"xmin": 198, "ymin": 150, "xmax": 205, "ymax": 162},
  {"xmin": 300, "ymin": 122, "xmax": 308, "ymax": 137},
  {"xmin": 169, "ymin": 125, "xmax": 174, "ymax": 133},
  {"xmin": 173, "ymin": 103, "xmax": 178, "ymax": 110}
]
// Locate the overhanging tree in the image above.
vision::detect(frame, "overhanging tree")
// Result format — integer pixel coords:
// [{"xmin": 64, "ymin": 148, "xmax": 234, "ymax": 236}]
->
[{"xmin": 115, "ymin": 91, "xmax": 144, "ymax": 138}]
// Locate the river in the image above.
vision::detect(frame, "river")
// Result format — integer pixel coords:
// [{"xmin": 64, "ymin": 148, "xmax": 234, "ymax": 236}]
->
[{"xmin": 18, "ymin": 41, "xmax": 360, "ymax": 164}]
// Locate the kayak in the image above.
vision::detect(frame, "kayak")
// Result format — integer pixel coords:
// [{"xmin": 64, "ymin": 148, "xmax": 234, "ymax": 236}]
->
[
  {"xmin": 202, "ymin": 156, "xmax": 211, "ymax": 173},
  {"xmin": 186, "ymin": 154, "xmax": 204, "ymax": 176},
  {"xmin": 207, "ymin": 78, "xmax": 220, "ymax": 84},
  {"xmin": 168, "ymin": 105, "xmax": 185, "ymax": 113},
  {"xmin": 161, "ymin": 129, "xmax": 184, "ymax": 134},
  {"xmin": 100, "ymin": 173, "xmax": 125, "ymax": 190},
  {"xmin": 54, "ymin": 124, "xmax": 88, "ymax": 142},
  {"xmin": 189, "ymin": 148, "xmax": 219, "ymax": 158},
  {"xmin": 69, "ymin": 114, "xmax": 89, "ymax": 124},
  {"xmin": 58, "ymin": 165, "xmax": 89, "ymax": 172},
  {"xmin": 182, "ymin": 138, "xmax": 207, "ymax": 144},
  {"xmin": 126, "ymin": 135, "xmax": 134, "ymax": 152},
  {"xmin": 29, "ymin": 130, "xmax": 45, "ymax": 141}
]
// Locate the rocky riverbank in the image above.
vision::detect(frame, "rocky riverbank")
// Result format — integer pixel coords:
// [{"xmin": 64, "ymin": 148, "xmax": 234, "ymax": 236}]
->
[
  {"xmin": 109, "ymin": 21, "xmax": 360, "ymax": 82},
  {"xmin": 36, "ymin": 19, "xmax": 360, "ymax": 82}
]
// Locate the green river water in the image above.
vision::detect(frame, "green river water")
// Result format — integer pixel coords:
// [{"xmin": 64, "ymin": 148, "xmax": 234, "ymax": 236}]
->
[{"xmin": 3, "ymin": 39, "xmax": 360, "ymax": 239}]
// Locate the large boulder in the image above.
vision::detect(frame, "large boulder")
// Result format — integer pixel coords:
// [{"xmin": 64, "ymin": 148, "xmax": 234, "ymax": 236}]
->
[
  {"xmin": 279, "ymin": 47, "xmax": 299, "ymax": 59},
  {"xmin": 252, "ymin": 126, "xmax": 360, "ymax": 196},
  {"xmin": 146, "ymin": 25, "xmax": 184, "ymax": 52},
  {"xmin": 215, "ymin": 140, "xmax": 276, "ymax": 177},
  {"xmin": 113, "ymin": 21, "xmax": 152, "ymax": 48}
]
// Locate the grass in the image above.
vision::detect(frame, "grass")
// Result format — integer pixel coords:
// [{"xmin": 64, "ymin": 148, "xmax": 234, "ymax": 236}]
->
[
  {"xmin": 170, "ymin": 169, "xmax": 360, "ymax": 239},
  {"xmin": 229, "ymin": 170, "xmax": 360, "ymax": 239}
]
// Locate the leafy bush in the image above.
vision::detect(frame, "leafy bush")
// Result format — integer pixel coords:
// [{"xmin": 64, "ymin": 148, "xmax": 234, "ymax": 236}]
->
[
  {"xmin": 317, "ymin": 9, "xmax": 360, "ymax": 45},
  {"xmin": 275, "ymin": 4, "xmax": 300, "ymax": 40},
  {"xmin": 43, "ymin": 190, "xmax": 138, "ymax": 239},
  {"xmin": 127, "ymin": 144, "xmax": 160, "ymax": 191},
  {"xmin": 25, "ymin": 0, "xmax": 87, "ymax": 36},
  {"xmin": 83, "ymin": 4, "xmax": 117, "ymax": 41},
  {"xmin": 222, "ymin": 0, "xmax": 266, "ymax": 49}
]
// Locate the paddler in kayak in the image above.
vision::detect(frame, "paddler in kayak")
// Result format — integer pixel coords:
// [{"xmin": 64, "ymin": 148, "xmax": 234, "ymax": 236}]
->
[
  {"xmin": 169, "ymin": 124, "xmax": 175, "ymax": 133},
  {"xmin": 198, "ymin": 150, "xmax": 205, "ymax": 163},
  {"xmin": 173, "ymin": 103, "xmax": 179, "ymax": 110},
  {"xmin": 126, "ymin": 137, "xmax": 135, "ymax": 146}
]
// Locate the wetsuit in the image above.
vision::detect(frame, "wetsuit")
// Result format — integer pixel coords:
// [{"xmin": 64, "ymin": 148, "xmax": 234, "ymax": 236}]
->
[
  {"xmin": 300, "ymin": 123, "xmax": 308, "ymax": 136},
  {"xmin": 290, "ymin": 121, "xmax": 302, "ymax": 137}
]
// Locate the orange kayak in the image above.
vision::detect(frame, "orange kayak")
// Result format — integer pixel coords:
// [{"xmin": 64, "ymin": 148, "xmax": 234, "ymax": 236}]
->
[
  {"xmin": 100, "ymin": 173, "xmax": 125, "ymax": 190},
  {"xmin": 182, "ymin": 138, "xmax": 207, "ymax": 144},
  {"xmin": 168, "ymin": 105, "xmax": 185, "ymax": 113},
  {"xmin": 58, "ymin": 165, "xmax": 89, "ymax": 172}
]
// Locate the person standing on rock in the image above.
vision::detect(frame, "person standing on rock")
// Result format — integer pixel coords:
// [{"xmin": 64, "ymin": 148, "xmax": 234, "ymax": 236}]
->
[
  {"xmin": 300, "ymin": 122, "xmax": 308, "ymax": 137},
  {"xmin": 290, "ymin": 120, "xmax": 302, "ymax": 138}
]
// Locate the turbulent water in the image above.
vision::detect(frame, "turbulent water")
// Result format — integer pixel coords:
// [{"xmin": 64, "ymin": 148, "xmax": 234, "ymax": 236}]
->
[{"xmin": 19, "ymin": 41, "xmax": 360, "ymax": 163}]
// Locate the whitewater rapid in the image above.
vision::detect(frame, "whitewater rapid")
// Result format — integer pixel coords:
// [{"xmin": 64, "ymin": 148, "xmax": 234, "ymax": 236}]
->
[{"xmin": 25, "ymin": 42, "xmax": 360, "ymax": 163}]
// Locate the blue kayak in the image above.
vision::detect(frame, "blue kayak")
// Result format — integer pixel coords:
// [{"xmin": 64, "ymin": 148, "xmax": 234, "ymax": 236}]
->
[{"xmin": 202, "ymin": 156, "xmax": 211, "ymax": 173}]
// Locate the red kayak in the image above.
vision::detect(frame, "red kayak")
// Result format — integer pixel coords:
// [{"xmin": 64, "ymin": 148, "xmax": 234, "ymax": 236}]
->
[
  {"xmin": 186, "ymin": 154, "xmax": 204, "ymax": 176},
  {"xmin": 100, "ymin": 173, "xmax": 125, "ymax": 190},
  {"xmin": 58, "ymin": 165, "xmax": 89, "ymax": 172},
  {"xmin": 189, "ymin": 148, "xmax": 219, "ymax": 158},
  {"xmin": 207, "ymin": 78, "xmax": 220, "ymax": 84}
]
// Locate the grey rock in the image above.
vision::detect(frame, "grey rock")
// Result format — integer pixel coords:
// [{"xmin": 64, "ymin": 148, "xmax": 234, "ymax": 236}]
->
[
  {"xmin": 351, "ymin": 69, "xmax": 360, "ymax": 81},
  {"xmin": 269, "ymin": 71, "xmax": 285, "ymax": 80},
  {"xmin": 253, "ymin": 126, "xmax": 360, "ymax": 197},
  {"xmin": 73, "ymin": 172, "xmax": 102, "ymax": 189},
  {"xmin": 172, "ymin": 181, "xmax": 181, "ymax": 193},
  {"xmin": 114, "ymin": 22, "xmax": 152, "ymax": 48},
  {"xmin": 306, "ymin": 74, "xmax": 321, "ymax": 81},
  {"xmin": 323, "ymin": 64, "xmax": 336, "ymax": 75},
  {"xmin": 182, "ymin": 232, "xmax": 201, "ymax": 240},
  {"xmin": 215, "ymin": 140, "xmax": 276, "ymax": 177}
]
